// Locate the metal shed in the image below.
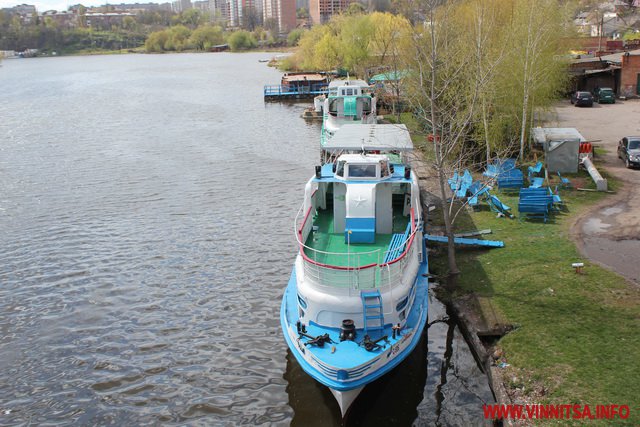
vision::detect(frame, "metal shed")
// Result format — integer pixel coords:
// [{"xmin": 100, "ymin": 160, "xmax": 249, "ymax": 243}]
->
[{"xmin": 531, "ymin": 127, "xmax": 585, "ymax": 173}]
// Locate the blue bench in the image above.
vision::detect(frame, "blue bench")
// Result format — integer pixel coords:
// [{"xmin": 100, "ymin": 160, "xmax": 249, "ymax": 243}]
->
[
  {"xmin": 484, "ymin": 158, "xmax": 517, "ymax": 178},
  {"xmin": 518, "ymin": 202, "xmax": 549, "ymax": 222},
  {"xmin": 527, "ymin": 161, "xmax": 543, "ymax": 179},
  {"xmin": 383, "ymin": 223, "xmax": 412, "ymax": 263},
  {"xmin": 345, "ymin": 217, "xmax": 376, "ymax": 243},
  {"xmin": 549, "ymin": 186, "xmax": 564, "ymax": 208},
  {"xmin": 520, "ymin": 187, "xmax": 550, "ymax": 199},
  {"xmin": 455, "ymin": 170, "xmax": 473, "ymax": 198},
  {"xmin": 558, "ymin": 172, "xmax": 571, "ymax": 188},
  {"xmin": 497, "ymin": 169, "xmax": 524, "ymax": 190},
  {"xmin": 519, "ymin": 188, "xmax": 555, "ymax": 222},
  {"xmin": 497, "ymin": 176, "xmax": 524, "ymax": 190},
  {"xmin": 529, "ymin": 177, "xmax": 545, "ymax": 188},
  {"xmin": 468, "ymin": 181, "xmax": 490, "ymax": 208},
  {"xmin": 487, "ymin": 194, "xmax": 513, "ymax": 218},
  {"xmin": 448, "ymin": 171, "xmax": 460, "ymax": 192}
]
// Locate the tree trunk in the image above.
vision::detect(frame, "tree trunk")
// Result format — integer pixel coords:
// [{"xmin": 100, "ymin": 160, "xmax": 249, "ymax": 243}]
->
[
  {"xmin": 482, "ymin": 99, "xmax": 490, "ymax": 165},
  {"xmin": 438, "ymin": 170, "xmax": 460, "ymax": 275},
  {"xmin": 519, "ymin": 90, "xmax": 529, "ymax": 161}
]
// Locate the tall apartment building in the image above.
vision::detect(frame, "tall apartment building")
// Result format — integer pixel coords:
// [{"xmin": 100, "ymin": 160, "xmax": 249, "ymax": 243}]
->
[
  {"xmin": 309, "ymin": 0, "xmax": 352, "ymax": 25},
  {"xmin": 172, "ymin": 0, "xmax": 192, "ymax": 13},
  {"xmin": 262, "ymin": 0, "xmax": 295, "ymax": 33},
  {"xmin": 225, "ymin": 0, "xmax": 259, "ymax": 27},
  {"xmin": 209, "ymin": 0, "xmax": 227, "ymax": 23}
]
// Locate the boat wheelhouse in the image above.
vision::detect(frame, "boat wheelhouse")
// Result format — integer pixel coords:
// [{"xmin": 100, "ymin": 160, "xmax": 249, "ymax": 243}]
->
[
  {"xmin": 321, "ymin": 79, "xmax": 377, "ymax": 160},
  {"xmin": 281, "ymin": 124, "xmax": 429, "ymax": 416}
]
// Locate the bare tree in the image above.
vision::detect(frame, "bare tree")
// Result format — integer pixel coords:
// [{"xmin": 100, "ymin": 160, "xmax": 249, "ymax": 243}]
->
[{"xmin": 402, "ymin": 0, "xmax": 514, "ymax": 276}]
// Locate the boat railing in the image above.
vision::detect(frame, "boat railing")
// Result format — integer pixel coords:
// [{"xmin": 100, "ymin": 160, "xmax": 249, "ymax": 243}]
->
[
  {"xmin": 295, "ymin": 203, "xmax": 419, "ymax": 290},
  {"xmin": 263, "ymin": 83, "xmax": 329, "ymax": 97}
]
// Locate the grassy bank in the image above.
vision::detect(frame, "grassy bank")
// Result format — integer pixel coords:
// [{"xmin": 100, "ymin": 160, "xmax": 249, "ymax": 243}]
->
[{"xmin": 428, "ymin": 170, "xmax": 639, "ymax": 425}]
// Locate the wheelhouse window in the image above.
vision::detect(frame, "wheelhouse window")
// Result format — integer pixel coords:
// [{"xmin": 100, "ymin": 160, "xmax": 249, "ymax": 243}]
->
[
  {"xmin": 335, "ymin": 161, "xmax": 346, "ymax": 177},
  {"xmin": 348, "ymin": 164, "xmax": 377, "ymax": 178}
]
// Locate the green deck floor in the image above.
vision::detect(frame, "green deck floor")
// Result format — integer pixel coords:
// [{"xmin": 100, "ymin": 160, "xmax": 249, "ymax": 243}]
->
[{"xmin": 304, "ymin": 207, "xmax": 410, "ymax": 267}]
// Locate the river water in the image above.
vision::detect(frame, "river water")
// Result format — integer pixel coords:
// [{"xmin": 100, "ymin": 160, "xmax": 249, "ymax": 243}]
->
[{"xmin": 0, "ymin": 53, "xmax": 493, "ymax": 425}]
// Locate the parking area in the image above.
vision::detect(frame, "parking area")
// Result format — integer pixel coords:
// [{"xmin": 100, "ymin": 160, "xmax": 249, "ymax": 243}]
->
[{"xmin": 551, "ymin": 99, "xmax": 640, "ymax": 284}]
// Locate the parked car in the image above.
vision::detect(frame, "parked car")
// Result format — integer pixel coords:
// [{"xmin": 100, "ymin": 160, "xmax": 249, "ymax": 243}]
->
[
  {"xmin": 617, "ymin": 136, "xmax": 640, "ymax": 168},
  {"xmin": 570, "ymin": 91, "xmax": 593, "ymax": 107},
  {"xmin": 594, "ymin": 87, "xmax": 616, "ymax": 104}
]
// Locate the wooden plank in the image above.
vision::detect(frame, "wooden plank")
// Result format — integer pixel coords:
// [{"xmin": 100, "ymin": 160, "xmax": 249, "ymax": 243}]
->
[
  {"xmin": 424, "ymin": 235, "xmax": 504, "ymax": 248},
  {"xmin": 454, "ymin": 229, "xmax": 492, "ymax": 238}
]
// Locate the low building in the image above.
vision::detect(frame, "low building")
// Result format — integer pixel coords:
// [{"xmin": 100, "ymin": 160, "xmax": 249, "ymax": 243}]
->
[
  {"xmin": 40, "ymin": 10, "xmax": 78, "ymax": 28},
  {"xmin": 84, "ymin": 11, "xmax": 135, "ymax": 29},
  {"xmin": 619, "ymin": 51, "xmax": 640, "ymax": 96},
  {"xmin": 569, "ymin": 48, "xmax": 640, "ymax": 97}
]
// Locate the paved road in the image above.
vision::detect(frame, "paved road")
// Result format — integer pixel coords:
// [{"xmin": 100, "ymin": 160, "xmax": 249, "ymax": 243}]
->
[{"xmin": 552, "ymin": 99, "xmax": 640, "ymax": 285}]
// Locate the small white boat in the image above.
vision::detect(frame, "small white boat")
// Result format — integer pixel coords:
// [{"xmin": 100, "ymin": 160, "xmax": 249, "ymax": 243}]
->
[
  {"xmin": 321, "ymin": 79, "xmax": 377, "ymax": 161},
  {"xmin": 281, "ymin": 124, "xmax": 429, "ymax": 416}
]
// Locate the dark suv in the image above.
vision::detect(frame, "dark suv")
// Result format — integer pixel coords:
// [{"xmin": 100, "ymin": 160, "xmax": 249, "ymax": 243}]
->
[
  {"xmin": 570, "ymin": 91, "xmax": 593, "ymax": 107},
  {"xmin": 617, "ymin": 136, "xmax": 640, "ymax": 168},
  {"xmin": 594, "ymin": 87, "xmax": 615, "ymax": 104}
]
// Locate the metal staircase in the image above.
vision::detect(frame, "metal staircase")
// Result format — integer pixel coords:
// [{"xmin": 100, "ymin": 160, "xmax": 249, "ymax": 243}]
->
[{"xmin": 361, "ymin": 290, "xmax": 384, "ymax": 338}]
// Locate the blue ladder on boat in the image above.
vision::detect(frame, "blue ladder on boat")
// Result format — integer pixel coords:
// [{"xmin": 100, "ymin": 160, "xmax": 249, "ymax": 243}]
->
[{"xmin": 361, "ymin": 290, "xmax": 384, "ymax": 338}]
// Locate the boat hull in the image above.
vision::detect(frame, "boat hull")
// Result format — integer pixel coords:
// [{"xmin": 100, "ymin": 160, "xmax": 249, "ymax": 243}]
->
[{"xmin": 280, "ymin": 257, "xmax": 429, "ymax": 413}]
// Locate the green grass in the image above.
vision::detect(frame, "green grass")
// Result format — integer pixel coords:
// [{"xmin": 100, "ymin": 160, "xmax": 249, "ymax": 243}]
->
[{"xmin": 430, "ymin": 170, "xmax": 640, "ymax": 425}]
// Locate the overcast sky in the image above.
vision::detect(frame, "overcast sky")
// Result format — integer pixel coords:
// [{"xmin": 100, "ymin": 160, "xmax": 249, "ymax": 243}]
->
[{"xmin": 1, "ymin": 0, "xmax": 161, "ymax": 12}]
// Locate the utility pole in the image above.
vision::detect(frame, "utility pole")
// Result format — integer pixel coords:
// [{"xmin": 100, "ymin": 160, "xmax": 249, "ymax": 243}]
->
[{"xmin": 598, "ymin": 13, "xmax": 604, "ymax": 54}]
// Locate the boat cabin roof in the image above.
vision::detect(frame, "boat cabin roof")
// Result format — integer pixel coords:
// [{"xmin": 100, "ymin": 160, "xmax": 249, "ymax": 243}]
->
[
  {"xmin": 322, "ymin": 124, "xmax": 413, "ymax": 152},
  {"xmin": 328, "ymin": 79, "xmax": 369, "ymax": 88},
  {"xmin": 282, "ymin": 73, "xmax": 327, "ymax": 83}
]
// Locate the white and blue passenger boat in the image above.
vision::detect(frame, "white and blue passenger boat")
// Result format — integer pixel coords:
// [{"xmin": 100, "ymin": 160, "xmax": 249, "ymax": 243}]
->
[
  {"xmin": 320, "ymin": 79, "xmax": 377, "ymax": 162},
  {"xmin": 281, "ymin": 124, "xmax": 429, "ymax": 415}
]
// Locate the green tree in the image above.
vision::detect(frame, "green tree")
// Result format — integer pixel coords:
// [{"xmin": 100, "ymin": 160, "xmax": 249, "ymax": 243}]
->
[
  {"xmin": 344, "ymin": 2, "xmax": 366, "ymax": 15},
  {"xmin": 122, "ymin": 16, "xmax": 136, "ymax": 31},
  {"xmin": 181, "ymin": 8, "xmax": 204, "ymax": 28},
  {"xmin": 166, "ymin": 25, "xmax": 191, "ymax": 51},
  {"xmin": 505, "ymin": 0, "xmax": 570, "ymax": 159},
  {"xmin": 145, "ymin": 29, "xmax": 169, "ymax": 52},
  {"xmin": 227, "ymin": 30, "xmax": 257, "ymax": 51},
  {"xmin": 335, "ymin": 14, "xmax": 372, "ymax": 76},
  {"xmin": 287, "ymin": 28, "xmax": 305, "ymax": 46},
  {"xmin": 189, "ymin": 25, "xmax": 224, "ymax": 50}
]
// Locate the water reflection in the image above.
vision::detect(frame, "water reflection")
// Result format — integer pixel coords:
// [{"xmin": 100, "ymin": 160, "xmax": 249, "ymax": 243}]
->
[
  {"xmin": 284, "ymin": 290, "xmax": 495, "ymax": 426},
  {"xmin": 0, "ymin": 53, "xmax": 492, "ymax": 425}
]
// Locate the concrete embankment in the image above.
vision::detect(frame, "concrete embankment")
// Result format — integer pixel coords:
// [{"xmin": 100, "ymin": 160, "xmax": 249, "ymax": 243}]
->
[{"xmin": 409, "ymin": 151, "xmax": 511, "ymax": 410}]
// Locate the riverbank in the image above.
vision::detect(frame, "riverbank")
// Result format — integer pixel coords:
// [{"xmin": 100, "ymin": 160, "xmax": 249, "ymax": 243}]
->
[{"xmin": 412, "ymin": 150, "xmax": 639, "ymax": 425}]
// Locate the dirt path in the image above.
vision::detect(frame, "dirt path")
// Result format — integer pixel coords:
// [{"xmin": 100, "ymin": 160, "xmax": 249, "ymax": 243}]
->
[{"xmin": 551, "ymin": 99, "xmax": 640, "ymax": 285}]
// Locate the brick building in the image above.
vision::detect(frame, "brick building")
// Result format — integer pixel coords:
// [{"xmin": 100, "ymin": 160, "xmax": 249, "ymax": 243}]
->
[
  {"xmin": 620, "ymin": 51, "xmax": 640, "ymax": 97},
  {"xmin": 309, "ymin": 0, "xmax": 352, "ymax": 25},
  {"xmin": 569, "ymin": 48, "xmax": 640, "ymax": 97},
  {"xmin": 263, "ymin": 0, "xmax": 295, "ymax": 33}
]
